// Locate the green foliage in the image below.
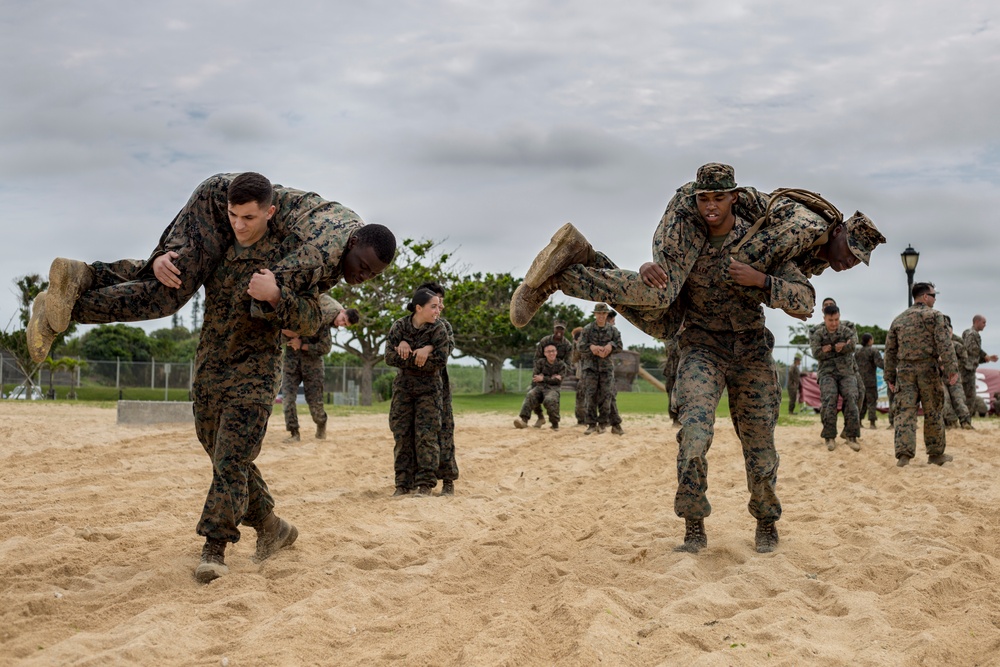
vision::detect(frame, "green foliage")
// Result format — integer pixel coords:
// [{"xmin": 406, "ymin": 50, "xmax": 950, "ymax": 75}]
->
[
  {"xmin": 855, "ymin": 324, "xmax": 888, "ymax": 345},
  {"xmin": 628, "ymin": 343, "xmax": 664, "ymax": 368},
  {"xmin": 80, "ymin": 324, "xmax": 153, "ymax": 362},
  {"xmin": 372, "ymin": 371, "xmax": 394, "ymax": 401},
  {"xmin": 148, "ymin": 326, "xmax": 200, "ymax": 362}
]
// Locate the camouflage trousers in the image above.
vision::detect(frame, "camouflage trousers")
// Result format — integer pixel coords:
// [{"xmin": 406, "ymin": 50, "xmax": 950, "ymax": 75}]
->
[
  {"xmin": 787, "ymin": 382, "xmax": 800, "ymax": 414},
  {"xmin": 860, "ymin": 382, "xmax": 880, "ymax": 423},
  {"xmin": 818, "ymin": 373, "xmax": 860, "ymax": 439},
  {"xmin": 194, "ymin": 398, "xmax": 275, "ymax": 543},
  {"xmin": 892, "ymin": 364, "xmax": 946, "ymax": 460},
  {"xmin": 578, "ymin": 366, "xmax": 614, "ymax": 426},
  {"xmin": 281, "ymin": 351, "xmax": 327, "ymax": 432},
  {"xmin": 73, "ymin": 174, "xmax": 232, "ymax": 324},
  {"xmin": 674, "ymin": 327, "xmax": 781, "ymax": 522},
  {"xmin": 519, "ymin": 385, "xmax": 561, "ymax": 426},
  {"xmin": 390, "ymin": 374, "xmax": 443, "ymax": 490},
  {"xmin": 942, "ymin": 378, "xmax": 971, "ymax": 426},
  {"xmin": 437, "ymin": 368, "xmax": 459, "ymax": 482},
  {"xmin": 961, "ymin": 368, "xmax": 981, "ymax": 418}
]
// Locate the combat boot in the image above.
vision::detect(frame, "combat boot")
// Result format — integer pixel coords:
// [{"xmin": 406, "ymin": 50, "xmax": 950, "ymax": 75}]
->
[
  {"xmin": 825, "ymin": 438, "xmax": 836, "ymax": 451},
  {"xmin": 961, "ymin": 422, "xmax": 974, "ymax": 430},
  {"xmin": 846, "ymin": 437, "xmax": 860, "ymax": 452},
  {"xmin": 869, "ymin": 420, "xmax": 877, "ymax": 429},
  {"xmin": 253, "ymin": 512, "xmax": 298, "ymax": 562},
  {"xmin": 596, "ymin": 424, "xmax": 606, "ymax": 434},
  {"xmin": 584, "ymin": 424, "xmax": 598, "ymax": 435},
  {"xmin": 26, "ymin": 292, "xmax": 58, "ymax": 363},
  {"xmin": 550, "ymin": 423, "xmax": 559, "ymax": 431},
  {"xmin": 755, "ymin": 520, "xmax": 779, "ymax": 553},
  {"xmin": 510, "ymin": 276, "xmax": 561, "ymax": 329},
  {"xmin": 673, "ymin": 519, "xmax": 707, "ymax": 553},
  {"xmin": 513, "ymin": 418, "xmax": 528, "ymax": 429},
  {"xmin": 928, "ymin": 453, "xmax": 954, "ymax": 466},
  {"xmin": 194, "ymin": 538, "xmax": 229, "ymax": 583},
  {"xmin": 441, "ymin": 480, "xmax": 455, "ymax": 496},
  {"xmin": 315, "ymin": 422, "xmax": 327, "ymax": 439},
  {"xmin": 532, "ymin": 416, "xmax": 545, "ymax": 428},
  {"xmin": 283, "ymin": 429, "xmax": 300, "ymax": 442},
  {"xmin": 46, "ymin": 257, "xmax": 93, "ymax": 333},
  {"xmin": 414, "ymin": 484, "xmax": 435, "ymax": 496},
  {"xmin": 896, "ymin": 455, "xmax": 911, "ymax": 467},
  {"xmin": 611, "ymin": 424, "xmax": 624, "ymax": 436},
  {"xmin": 393, "ymin": 486, "xmax": 410, "ymax": 496}
]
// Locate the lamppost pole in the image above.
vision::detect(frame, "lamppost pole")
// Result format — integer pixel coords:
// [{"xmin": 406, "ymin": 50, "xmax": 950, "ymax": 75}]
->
[{"xmin": 900, "ymin": 245, "xmax": 920, "ymax": 307}]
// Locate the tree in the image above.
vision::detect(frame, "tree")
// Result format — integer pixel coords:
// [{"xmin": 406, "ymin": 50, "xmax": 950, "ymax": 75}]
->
[
  {"xmin": 330, "ymin": 239, "xmax": 457, "ymax": 405},
  {"xmin": 447, "ymin": 275, "xmax": 586, "ymax": 392},
  {"xmin": 0, "ymin": 274, "xmax": 49, "ymax": 394}
]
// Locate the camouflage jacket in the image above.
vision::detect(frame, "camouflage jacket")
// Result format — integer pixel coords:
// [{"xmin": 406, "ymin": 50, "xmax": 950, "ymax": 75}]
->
[
  {"xmin": 854, "ymin": 345, "xmax": 884, "ymax": 385},
  {"xmin": 531, "ymin": 358, "xmax": 568, "ymax": 387},
  {"xmin": 787, "ymin": 365, "xmax": 801, "ymax": 389},
  {"xmin": 962, "ymin": 328, "xmax": 988, "ymax": 371},
  {"xmin": 810, "ymin": 324, "xmax": 858, "ymax": 378},
  {"xmin": 949, "ymin": 336, "xmax": 969, "ymax": 377},
  {"xmin": 534, "ymin": 334, "xmax": 574, "ymax": 363},
  {"xmin": 193, "ymin": 228, "xmax": 322, "ymax": 406},
  {"xmin": 385, "ymin": 316, "xmax": 452, "ymax": 377},
  {"xmin": 885, "ymin": 303, "xmax": 958, "ymax": 384},
  {"xmin": 661, "ymin": 337, "xmax": 680, "ymax": 378},
  {"xmin": 578, "ymin": 322, "xmax": 622, "ymax": 372}
]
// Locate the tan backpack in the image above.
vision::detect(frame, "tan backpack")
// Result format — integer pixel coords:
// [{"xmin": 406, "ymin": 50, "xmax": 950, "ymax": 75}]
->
[{"xmin": 732, "ymin": 188, "xmax": 843, "ymax": 255}]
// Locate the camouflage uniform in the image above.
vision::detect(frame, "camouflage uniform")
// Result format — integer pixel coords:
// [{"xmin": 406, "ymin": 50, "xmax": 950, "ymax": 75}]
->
[
  {"xmin": 571, "ymin": 330, "xmax": 586, "ymax": 425},
  {"xmin": 518, "ymin": 358, "xmax": 568, "ymax": 427},
  {"xmin": 670, "ymin": 223, "xmax": 783, "ymax": 523},
  {"xmin": 662, "ymin": 336, "xmax": 681, "ymax": 421},
  {"xmin": 942, "ymin": 336, "xmax": 971, "ymax": 427},
  {"xmin": 810, "ymin": 322, "xmax": 860, "ymax": 439},
  {"xmin": 71, "ymin": 173, "xmax": 364, "ymax": 325},
  {"xmin": 193, "ymin": 228, "xmax": 321, "ymax": 544},
  {"xmin": 437, "ymin": 317, "xmax": 459, "ymax": 483},
  {"xmin": 280, "ymin": 309, "xmax": 335, "ymax": 434},
  {"xmin": 531, "ymin": 333, "xmax": 573, "ymax": 422},
  {"xmin": 961, "ymin": 327, "xmax": 990, "ymax": 416},
  {"xmin": 884, "ymin": 304, "xmax": 958, "ymax": 461},
  {"xmin": 577, "ymin": 320, "xmax": 622, "ymax": 426},
  {"xmin": 786, "ymin": 362, "xmax": 802, "ymax": 414},
  {"xmin": 385, "ymin": 316, "xmax": 452, "ymax": 491},
  {"xmin": 556, "ymin": 185, "xmax": 837, "ymax": 341},
  {"xmin": 855, "ymin": 344, "xmax": 884, "ymax": 425}
]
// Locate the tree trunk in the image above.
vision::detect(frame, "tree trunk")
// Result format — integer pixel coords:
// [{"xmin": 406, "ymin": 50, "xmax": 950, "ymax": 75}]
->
[
  {"xmin": 359, "ymin": 357, "xmax": 377, "ymax": 406},
  {"xmin": 485, "ymin": 357, "xmax": 505, "ymax": 393}
]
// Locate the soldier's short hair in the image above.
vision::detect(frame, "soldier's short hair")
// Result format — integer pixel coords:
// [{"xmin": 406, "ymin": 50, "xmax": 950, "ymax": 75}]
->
[
  {"xmin": 861, "ymin": 333, "xmax": 873, "ymax": 345},
  {"xmin": 912, "ymin": 282, "xmax": 935, "ymax": 300},
  {"xmin": 406, "ymin": 287, "xmax": 437, "ymax": 313},
  {"xmin": 353, "ymin": 224, "xmax": 397, "ymax": 264},
  {"xmin": 344, "ymin": 308, "xmax": 360, "ymax": 325},
  {"xmin": 823, "ymin": 304, "xmax": 840, "ymax": 316},
  {"xmin": 543, "ymin": 343, "xmax": 557, "ymax": 352},
  {"xmin": 228, "ymin": 172, "xmax": 273, "ymax": 207}
]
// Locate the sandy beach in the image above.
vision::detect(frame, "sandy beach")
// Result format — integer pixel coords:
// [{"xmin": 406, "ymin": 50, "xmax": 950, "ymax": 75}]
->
[{"xmin": 1, "ymin": 402, "xmax": 998, "ymax": 666}]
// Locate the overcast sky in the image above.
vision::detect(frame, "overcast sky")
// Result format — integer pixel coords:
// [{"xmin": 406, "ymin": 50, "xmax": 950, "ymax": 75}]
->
[{"xmin": 2, "ymin": 0, "xmax": 999, "ymax": 366}]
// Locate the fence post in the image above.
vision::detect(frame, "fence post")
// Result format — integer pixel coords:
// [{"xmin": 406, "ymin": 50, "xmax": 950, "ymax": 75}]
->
[
  {"xmin": 151, "ymin": 358, "xmax": 155, "ymax": 389},
  {"xmin": 116, "ymin": 357, "xmax": 120, "ymax": 389},
  {"xmin": 1, "ymin": 353, "xmax": 4, "ymax": 394},
  {"xmin": 164, "ymin": 363, "xmax": 170, "ymax": 401}
]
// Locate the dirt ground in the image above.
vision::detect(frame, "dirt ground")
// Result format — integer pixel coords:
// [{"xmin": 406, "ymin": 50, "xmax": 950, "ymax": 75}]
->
[{"xmin": 1, "ymin": 402, "xmax": 998, "ymax": 666}]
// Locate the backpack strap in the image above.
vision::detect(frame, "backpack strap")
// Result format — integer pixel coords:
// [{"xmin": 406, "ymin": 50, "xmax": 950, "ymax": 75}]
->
[{"xmin": 730, "ymin": 188, "xmax": 843, "ymax": 256}]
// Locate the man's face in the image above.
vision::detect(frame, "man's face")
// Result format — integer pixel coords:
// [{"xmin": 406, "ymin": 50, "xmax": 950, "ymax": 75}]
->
[
  {"xmin": 595, "ymin": 312, "xmax": 608, "ymax": 327},
  {"xmin": 553, "ymin": 327, "xmax": 564, "ymax": 341},
  {"xmin": 228, "ymin": 201, "xmax": 275, "ymax": 247},
  {"xmin": 333, "ymin": 311, "xmax": 350, "ymax": 328},
  {"xmin": 975, "ymin": 317, "xmax": 987, "ymax": 332},
  {"xmin": 695, "ymin": 192, "xmax": 738, "ymax": 233},
  {"xmin": 342, "ymin": 242, "xmax": 390, "ymax": 285},
  {"xmin": 819, "ymin": 225, "xmax": 861, "ymax": 272},
  {"xmin": 824, "ymin": 312, "xmax": 840, "ymax": 333},
  {"xmin": 544, "ymin": 345, "xmax": 558, "ymax": 363}
]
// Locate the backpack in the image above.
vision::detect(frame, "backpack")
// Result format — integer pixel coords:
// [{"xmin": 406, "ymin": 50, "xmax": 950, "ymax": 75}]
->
[{"xmin": 732, "ymin": 188, "xmax": 843, "ymax": 255}]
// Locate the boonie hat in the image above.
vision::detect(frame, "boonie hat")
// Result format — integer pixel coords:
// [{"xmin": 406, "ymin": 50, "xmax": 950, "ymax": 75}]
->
[
  {"xmin": 843, "ymin": 211, "xmax": 886, "ymax": 266},
  {"xmin": 593, "ymin": 303, "xmax": 610, "ymax": 314},
  {"xmin": 692, "ymin": 163, "xmax": 739, "ymax": 195}
]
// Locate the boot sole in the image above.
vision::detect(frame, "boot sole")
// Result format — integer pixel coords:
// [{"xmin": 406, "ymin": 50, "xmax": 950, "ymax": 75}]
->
[
  {"xmin": 47, "ymin": 258, "xmax": 87, "ymax": 333},
  {"xmin": 27, "ymin": 293, "xmax": 56, "ymax": 363},
  {"xmin": 523, "ymin": 223, "xmax": 589, "ymax": 289},
  {"xmin": 194, "ymin": 561, "xmax": 229, "ymax": 583}
]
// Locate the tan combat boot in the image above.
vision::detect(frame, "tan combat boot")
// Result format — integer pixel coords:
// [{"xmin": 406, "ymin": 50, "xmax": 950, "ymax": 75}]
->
[
  {"xmin": 46, "ymin": 258, "xmax": 93, "ymax": 333},
  {"xmin": 315, "ymin": 422, "xmax": 327, "ymax": 439},
  {"xmin": 194, "ymin": 538, "xmax": 229, "ymax": 583},
  {"xmin": 673, "ymin": 519, "xmax": 707, "ymax": 553},
  {"xmin": 509, "ymin": 223, "xmax": 594, "ymax": 328},
  {"xmin": 283, "ymin": 429, "xmax": 300, "ymax": 443},
  {"xmin": 755, "ymin": 520, "xmax": 779, "ymax": 553},
  {"xmin": 27, "ymin": 292, "xmax": 58, "ymax": 363},
  {"xmin": 254, "ymin": 513, "xmax": 298, "ymax": 562}
]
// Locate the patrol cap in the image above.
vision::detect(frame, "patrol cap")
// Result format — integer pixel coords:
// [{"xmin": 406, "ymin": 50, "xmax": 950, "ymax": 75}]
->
[
  {"xmin": 319, "ymin": 294, "xmax": 343, "ymax": 324},
  {"xmin": 692, "ymin": 163, "xmax": 739, "ymax": 195},
  {"xmin": 593, "ymin": 303, "xmax": 610, "ymax": 314},
  {"xmin": 553, "ymin": 320, "xmax": 566, "ymax": 329},
  {"xmin": 844, "ymin": 211, "xmax": 886, "ymax": 266}
]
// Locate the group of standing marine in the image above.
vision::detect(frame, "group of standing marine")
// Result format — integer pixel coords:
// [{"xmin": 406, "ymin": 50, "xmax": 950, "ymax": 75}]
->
[{"xmin": 790, "ymin": 289, "xmax": 996, "ymax": 467}]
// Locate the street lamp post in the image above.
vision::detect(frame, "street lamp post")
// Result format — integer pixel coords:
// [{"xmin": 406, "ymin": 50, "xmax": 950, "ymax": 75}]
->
[{"xmin": 901, "ymin": 245, "xmax": 920, "ymax": 307}]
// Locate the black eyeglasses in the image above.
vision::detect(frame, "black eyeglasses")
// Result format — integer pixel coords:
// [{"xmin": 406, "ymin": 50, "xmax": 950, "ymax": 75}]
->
[{"xmin": 927, "ymin": 293, "xmax": 937, "ymax": 298}]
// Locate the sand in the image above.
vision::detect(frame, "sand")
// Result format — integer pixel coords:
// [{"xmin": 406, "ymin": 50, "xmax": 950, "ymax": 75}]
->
[{"xmin": 1, "ymin": 402, "xmax": 998, "ymax": 667}]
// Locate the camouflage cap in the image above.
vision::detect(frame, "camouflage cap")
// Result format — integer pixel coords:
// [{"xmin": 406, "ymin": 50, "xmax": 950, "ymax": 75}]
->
[
  {"xmin": 553, "ymin": 320, "xmax": 567, "ymax": 329},
  {"xmin": 593, "ymin": 302, "xmax": 610, "ymax": 314},
  {"xmin": 692, "ymin": 163, "xmax": 739, "ymax": 195},
  {"xmin": 319, "ymin": 294, "xmax": 343, "ymax": 325},
  {"xmin": 844, "ymin": 211, "xmax": 886, "ymax": 266}
]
